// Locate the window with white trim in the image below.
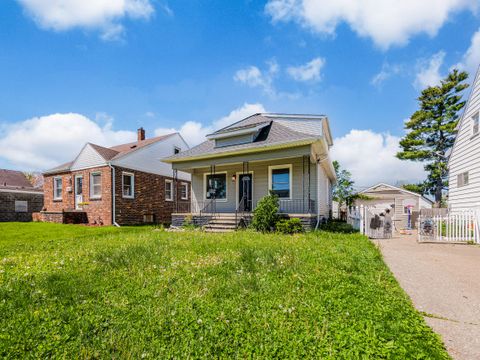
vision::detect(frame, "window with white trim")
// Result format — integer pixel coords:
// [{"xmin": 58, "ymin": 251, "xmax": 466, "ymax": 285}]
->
[
  {"xmin": 457, "ymin": 171, "xmax": 469, "ymax": 187},
  {"xmin": 473, "ymin": 112, "xmax": 479, "ymax": 136},
  {"xmin": 165, "ymin": 179, "xmax": 173, "ymax": 201},
  {"xmin": 53, "ymin": 177, "xmax": 62, "ymax": 200},
  {"xmin": 180, "ymin": 182, "xmax": 188, "ymax": 200},
  {"xmin": 174, "ymin": 146, "xmax": 181, "ymax": 154},
  {"xmin": 90, "ymin": 172, "xmax": 102, "ymax": 199},
  {"xmin": 269, "ymin": 165, "xmax": 292, "ymax": 199},
  {"xmin": 122, "ymin": 173, "xmax": 134, "ymax": 198},
  {"xmin": 205, "ymin": 173, "xmax": 227, "ymax": 200}
]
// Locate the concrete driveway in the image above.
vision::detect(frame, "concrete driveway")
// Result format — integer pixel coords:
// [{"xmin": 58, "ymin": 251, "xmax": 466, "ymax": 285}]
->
[{"xmin": 372, "ymin": 235, "xmax": 480, "ymax": 360}]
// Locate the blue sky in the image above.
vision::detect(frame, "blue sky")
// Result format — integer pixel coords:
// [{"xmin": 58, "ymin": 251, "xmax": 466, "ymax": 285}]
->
[{"xmin": 0, "ymin": 0, "xmax": 479, "ymax": 187}]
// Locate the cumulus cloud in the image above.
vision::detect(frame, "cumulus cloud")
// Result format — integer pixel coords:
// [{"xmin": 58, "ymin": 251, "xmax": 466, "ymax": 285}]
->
[
  {"xmin": 0, "ymin": 113, "xmax": 136, "ymax": 170},
  {"xmin": 17, "ymin": 0, "xmax": 154, "ymax": 40},
  {"xmin": 371, "ymin": 63, "xmax": 404, "ymax": 88},
  {"xmin": 154, "ymin": 103, "xmax": 266, "ymax": 147},
  {"xmin": 454, "ymin": 28, "xmax": 480, "ymax": 75},
  {"xmin": 234, "ymin": 60, "xmax": 279, "ymax": 96},
  {"xmin": 331, "ymin": 130, "xmax": 426, "ymax": 186},
  {"xmin": 265, "ymin": 0, "xmax": 477, "ymax": 49},
  {"xmin": 414, "ymin": 51, "xmax": 446, "ymax": 89},
  {"xmin": 287, "ymin": 57, "xmax": 325, "ymax": 82}
]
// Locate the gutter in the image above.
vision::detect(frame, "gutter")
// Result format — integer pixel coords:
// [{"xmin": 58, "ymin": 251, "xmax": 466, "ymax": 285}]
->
[
  {"xmin": 108, "ymin": 163, "xmax": 120, "ymax": 227},
  {"xmin": 162, "ymin": 138, "xmax": 320, "ymax": 164}
]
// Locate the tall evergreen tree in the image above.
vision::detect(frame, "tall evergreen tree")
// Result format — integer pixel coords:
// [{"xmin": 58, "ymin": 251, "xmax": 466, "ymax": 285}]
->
[{"xmin": 397, "ymin": 69, "xmax": 469, "ymax": 206}]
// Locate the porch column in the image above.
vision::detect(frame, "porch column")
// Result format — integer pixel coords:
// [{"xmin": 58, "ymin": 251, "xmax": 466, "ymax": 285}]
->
[{"xmin": 173, "ymin": 169, "xmax": 178, "ymax": 213}]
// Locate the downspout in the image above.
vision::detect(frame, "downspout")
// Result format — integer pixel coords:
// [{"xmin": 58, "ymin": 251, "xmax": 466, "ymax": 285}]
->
[
  {"xmin": 108, "ymin": 163, "xmax": 120, "ymax": 227},
  {"xmin": 315, "ymin": 155, "xmax": 330, "ymax": 231}
]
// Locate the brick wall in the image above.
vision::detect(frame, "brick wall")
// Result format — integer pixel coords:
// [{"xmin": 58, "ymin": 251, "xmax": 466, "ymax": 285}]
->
[
  {"xmin": 43, "ymin": 166, "xmax": 113, "ymax": 225},
  {"xmin": 114, "ymin": 167, "xmax": 190, "ymax": 225},
  {"xmin": 42, "ymin": 166, "xmax": 190, "ymax": 226},
  {"xmin": 0, "ymin": 191, "xmax": 44, "ymax": 222}
]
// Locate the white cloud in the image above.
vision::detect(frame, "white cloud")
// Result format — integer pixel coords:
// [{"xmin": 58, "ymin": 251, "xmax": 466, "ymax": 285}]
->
[
  {"xmin": 371, "ymin": 63, "xmax": 403, "ymax": 88},
  {"xmin": 154, "ymin": 103, "xmax": 266, "ymax": 147},
  {"xmin": 265, "ymin": 0, "xmax": 478, "ymax": 49},
  {"xmin": 0, "ymin": 113, "xmax": 136, "ymax": 170},
  {"xmin": 454, "ymin": 28, "xmax": 480, "ymax": 75},
  {"xmin": 414, "ymin": 51, "xmax": 446, "ymax": 89},
  {"xmin": 331, "ymin": 130, "xmax": 426, "ymax": 186},
  {"xmin": 17, "ymin": 0, "xmax": 154, "ymax": 40},
  {"xmin": 287, "ymin": 57, "xmax": 325, "ymax": 82},
  {"xmin": 234, "ymin": 60, "xmax": 279, "ymax": 96}
]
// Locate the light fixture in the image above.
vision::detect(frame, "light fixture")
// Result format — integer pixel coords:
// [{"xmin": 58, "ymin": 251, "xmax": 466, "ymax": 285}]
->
[{"xmin": 231, "ymin": 174, "xmax": 236, "ymax": 182}]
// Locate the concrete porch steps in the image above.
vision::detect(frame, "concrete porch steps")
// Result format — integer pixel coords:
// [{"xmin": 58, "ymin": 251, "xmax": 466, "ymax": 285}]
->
[{"xmin": 203, "ymin": 215, "xmax": 240, "ymax": 233}]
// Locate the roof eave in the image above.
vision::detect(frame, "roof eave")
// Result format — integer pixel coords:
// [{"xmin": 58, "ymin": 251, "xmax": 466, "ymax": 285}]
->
[{"xmin": 163, "ymin": 138, "xmax": 320, "ymax": 164}]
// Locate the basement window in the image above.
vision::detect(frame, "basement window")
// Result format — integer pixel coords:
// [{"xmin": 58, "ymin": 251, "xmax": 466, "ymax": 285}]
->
[{"xmin": 122, "ymin": 172, "xmax": 134, "ymax": 198}]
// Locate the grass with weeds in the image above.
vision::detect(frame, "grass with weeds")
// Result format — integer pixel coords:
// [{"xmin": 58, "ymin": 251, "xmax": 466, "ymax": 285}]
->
[{"xmin": 0, "ymin": 223, "xmax": 448, "ymax": 358}]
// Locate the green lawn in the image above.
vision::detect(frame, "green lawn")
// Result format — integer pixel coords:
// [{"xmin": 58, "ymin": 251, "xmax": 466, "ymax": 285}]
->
[{"xmin": 0, "ymin": 223, "xmax": 448, "ymax": 359}]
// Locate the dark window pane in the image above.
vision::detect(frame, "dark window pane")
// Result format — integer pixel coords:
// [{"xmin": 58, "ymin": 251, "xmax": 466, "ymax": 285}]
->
[
  {"xmin": 206, "ymin": 174, "xmax": 226, "ymax": 199},
  {"xmin": 271, "ymin": 168, "xmax": 290, "ymax": 198}
]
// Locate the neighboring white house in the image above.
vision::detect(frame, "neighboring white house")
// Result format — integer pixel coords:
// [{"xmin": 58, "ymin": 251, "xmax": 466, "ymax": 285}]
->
[{"xmin": 448, "ymin": 65, "xmax": 480, "ymax": 212}]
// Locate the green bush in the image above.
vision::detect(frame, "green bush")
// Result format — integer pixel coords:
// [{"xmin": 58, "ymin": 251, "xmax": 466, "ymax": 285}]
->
[
  {"xmin": 318, "ymin": 219, "xmax": 358, "ymax": 234},
  {"xmin": 251, "ymin": 193, "xmax": 279, "ymax": 232},
  {"xmin": 276, "ymin": 218, "xmax": 304, "ymax": 234}
]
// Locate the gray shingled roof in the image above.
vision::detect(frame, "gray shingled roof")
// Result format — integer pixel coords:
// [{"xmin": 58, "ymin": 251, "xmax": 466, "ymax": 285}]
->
[
  {"xmin": 44, "ymin": 133, "xmax": 177, "ymax": 174},
  {"xmin": 165, "ymin": 113, "xmax": 329, "ymax": 162}
]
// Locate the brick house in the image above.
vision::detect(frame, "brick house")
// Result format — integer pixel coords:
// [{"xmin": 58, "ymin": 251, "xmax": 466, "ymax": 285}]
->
[
  {"xmin": 38, "ymin": 129, "xmax": 190, "ymax": 225},
  {"xmin": 0, "ymin": 169, "xmax": 44, "ymax": 222}
]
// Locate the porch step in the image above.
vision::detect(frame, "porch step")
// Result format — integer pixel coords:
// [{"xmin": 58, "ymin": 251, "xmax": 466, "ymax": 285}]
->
[{"xmin": 203, "ymin": 215, "xmax": 241, "ymax": 232}]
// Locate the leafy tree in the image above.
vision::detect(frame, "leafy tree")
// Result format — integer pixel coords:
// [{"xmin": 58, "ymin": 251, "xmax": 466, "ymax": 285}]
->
[
  {"xmin": 401, "ymin": 183, "xmax": 426, "ymax": 195},
  {"xmin": 397, "ymin": 69, "xmax": 469, "ymax": 206},
  {"xmin": 332, "ymin": 161, "xmax": 354, "ymax": 208}
]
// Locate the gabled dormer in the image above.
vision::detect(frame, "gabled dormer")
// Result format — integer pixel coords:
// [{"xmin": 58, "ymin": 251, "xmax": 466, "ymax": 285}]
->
[{"xmin": 206, "ymin": 121, "xmax": 272, "ymax": 148}]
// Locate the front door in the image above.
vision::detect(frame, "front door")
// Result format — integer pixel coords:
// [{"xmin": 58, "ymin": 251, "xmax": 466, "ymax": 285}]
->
[
  {"xmin": 238, "ymin": 173, "xmax": 253, "ymax": 212},
  {"xmin": 74, "ymin": 175, "xmax": 83, "ymax": 210}
]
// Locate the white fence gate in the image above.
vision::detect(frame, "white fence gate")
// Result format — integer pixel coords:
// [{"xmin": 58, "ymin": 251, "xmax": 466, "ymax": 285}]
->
[
  {"xmin": 347, "ymin": 205, "xmax": 393, "ymax": 239},
  {"xmin": 418, "ymin": 211, "xmax": 480, "ymax": 243}
]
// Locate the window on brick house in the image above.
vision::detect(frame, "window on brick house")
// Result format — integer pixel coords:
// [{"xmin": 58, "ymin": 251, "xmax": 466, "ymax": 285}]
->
[
  {"xmin": 180, "ymin": 182, "xmax": 188, "ymax": 200},
  {"xmin": 165, "ymin": 179, "xmax": 173, "ymax": 201},
  {"xmin": 90, "ymin": 172, "xmax": 102, "ymax": 199},
  {"xmin": 122, "ymin": 172, "xmax": 134, "ymax": 198},
  {"xmin": 53, "ymin": 177, "xmax": 62, "ymax": 200}
]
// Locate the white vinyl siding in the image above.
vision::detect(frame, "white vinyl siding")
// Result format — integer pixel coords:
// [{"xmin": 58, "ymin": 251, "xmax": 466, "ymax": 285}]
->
[
  {"xmin": 53, "ymin": 177, "xmax": 62, "ymax": 200},
  {"xmin": 165, "ymin": 179, "xmax": 173, "ymax": 201},
  {"xmin": 71, "ymin": 144, "xmax": 107, "ymax": 170},
  {"xmin": 122, "ymin": 172, "xmax": 134, "ymax": 198},
  {"xmin": 472, "ymin": 112, "xmax": 479, "ymax": 136},
  {"xmin": 90, "ymin": 172, "xmax": 102, "ymax": 199},
  {"xmin": 448, "ymin": 67, "xmax": 480, "ymax": 211}
]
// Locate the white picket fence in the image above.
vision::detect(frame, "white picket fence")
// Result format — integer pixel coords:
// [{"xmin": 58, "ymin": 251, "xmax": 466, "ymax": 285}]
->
[
  {"xmin": 418, "ymin": 210, "xmax": 480, "ymax": 243},
  {"xmin": 348, "ymin": 206, "xmax": 480, "ymax": 243}
]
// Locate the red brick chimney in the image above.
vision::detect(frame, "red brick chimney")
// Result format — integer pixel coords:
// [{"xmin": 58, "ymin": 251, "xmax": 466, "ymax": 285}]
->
[{"xmin": 137, "ymin": 127, "xmax": 145, "ymax": 141}]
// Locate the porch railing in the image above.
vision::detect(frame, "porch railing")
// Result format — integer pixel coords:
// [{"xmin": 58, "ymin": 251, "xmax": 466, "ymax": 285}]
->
[
  {"xmin": 278, "ymin": 199, "xmax": 315, "ymax": 214},
  {"xmin": 174, "ymin": 198, "xmax": 316, "ymax": 215}
]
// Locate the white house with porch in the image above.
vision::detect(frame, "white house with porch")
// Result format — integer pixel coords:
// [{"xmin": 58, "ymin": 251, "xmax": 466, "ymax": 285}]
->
[{"xmin": 163, "ymin": 113, "xmax": 336, "ymax": 231}]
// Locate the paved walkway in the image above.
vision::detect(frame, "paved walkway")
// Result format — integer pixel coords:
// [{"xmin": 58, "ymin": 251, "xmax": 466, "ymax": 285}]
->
[{"xmin": 372, "ymin": 235, "xmax": 480, "ymax": 360}]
